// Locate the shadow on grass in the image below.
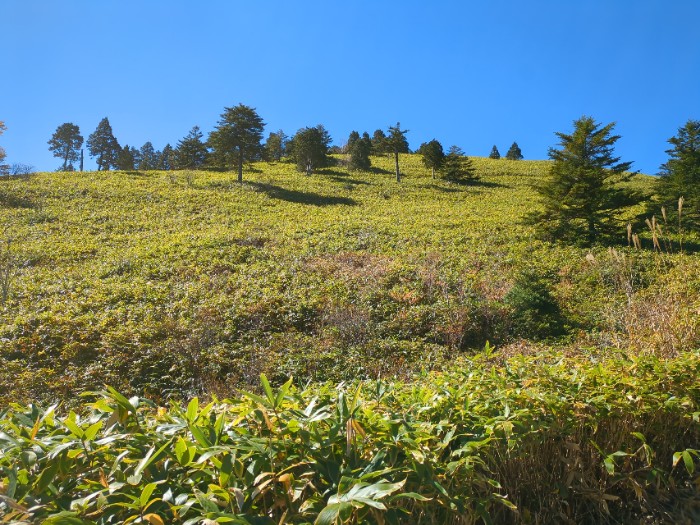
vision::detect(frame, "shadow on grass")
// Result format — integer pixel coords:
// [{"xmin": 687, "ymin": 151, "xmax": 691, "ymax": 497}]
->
[
  {"xmin": 0, "ymin": 189, "xmax": 34, "ymax": 209},
  {"xmin": 422, "ymin": 179, "xmax": 510, "ymax": 192},
  {"xmin": 247, "ymin": 182, "xmax": 358, "ymax": 206}
]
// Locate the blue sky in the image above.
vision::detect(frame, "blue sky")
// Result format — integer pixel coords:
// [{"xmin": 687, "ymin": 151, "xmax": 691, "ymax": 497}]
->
[{"xmin": 2, "ymin": 0, "xmax": 699, "ymax": 174}]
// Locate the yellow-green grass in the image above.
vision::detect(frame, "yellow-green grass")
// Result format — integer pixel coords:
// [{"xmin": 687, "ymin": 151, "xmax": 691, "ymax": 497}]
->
[{"xmin": 0, "ymin": 155, "xmax": 694, "ymax": 404}]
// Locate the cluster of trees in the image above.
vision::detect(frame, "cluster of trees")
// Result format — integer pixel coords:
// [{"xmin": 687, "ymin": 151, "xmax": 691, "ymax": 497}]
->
[
  {"xmin": 42, "ymin": 106, "xmax": 700, "ymax": 249},
  {"xmin": 48, "ymin": 118, "xmax": 179, "ymax": 172},
  {"xmin": 529, "ymin": 116, "xmax": 700, "ymax": 246},
  {"xmin": 46, "ymin": 104, "xmax": 521, "ymax": 186},
  {"xmin": 417, "ymin": 140, "xmax": 478, "ymax": 183},
  {"xmin": 47, "ymin": 107, "xmax": 417, "ymax": 182},
  {"xmin": 489, "ymin": 142, "xmax": 523, "ymax": 160}
]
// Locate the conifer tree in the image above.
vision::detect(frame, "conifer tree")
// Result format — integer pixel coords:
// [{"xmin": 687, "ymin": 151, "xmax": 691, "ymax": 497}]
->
[
  {"xmin": 417, "ymin": 139, "xmax": 445, "ymax": 178},
  {"xmin": 385, "ymin": 123, "xmax": 409, "ymax": 182},
  {"xmin": 48, "ymin": 123, "xmax": 83, "ymax": 171},
  {"xmin": 87, "ymin": 117, "xmax": 120, "ymax": 171},
  {"xmin": 208, "ymin": 104, "xmax": 265, "ymax": 182},
  {"xmin": 264, "ymin": 130, "xmax": 287, "ymax": 162},
  {"xmin": 505, "ymin": 142, "xmax": 523, "ymax": 160},
  {"xmin": 653, "ymin": 120, "xmax": 700, "ymax": 226},
  {"xmin": 175, "ymin": 126, "xmax": 208, "ymax": 169},
  {"xmin": 158, "ymin": 144, "xmax": 175, "ymax": 170},
  {"xmin": 371, "ymin": 129, "xmax": 387, "ymax": 154},
  {"xmin": 116, "ymin": 144, "xmax": 138, "ymax": 170},
  {"xmin": 348, "ymin": 133, "xmax": 372, "ymax": 171},
  {"xmin": 489, "ymin": 145, "xmax": 501, "ymax": 159},
  {"xmin": 441, "ymin": 145, "xmax": 478, "ymax": 183},
  {"xmin": 346, "ymin": 131, "xmax": 361, "ymax": 153},
  {"xmin": 529, "ymin": 116, "xmax": 641, "ymax": 245},
  {"xmin": 289, "ymin": 125, "xmax": 332, "ymax": 175},
  {"xmin": 138, "ymin": 142, "xmax": 158, "ymax": 170}
]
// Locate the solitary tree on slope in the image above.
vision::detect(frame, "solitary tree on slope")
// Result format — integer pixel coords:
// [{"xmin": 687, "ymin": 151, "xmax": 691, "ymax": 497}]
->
[
  {"xmin": 528, "ymin": 116, "xmax": 641, "ymax": 245},
  {"xmin": 505, "ymin": 141, "xmax": 523, "ymax": 160},
  {"xmin": 87, "ymin": 118, "xmax": 120, "ymax": 171},
  {"xmin": 385, "ymin": 122, "xmax": 409, "ymax": 182},
  {"xmin": 652, "ymin": 120, "xmax": 700, "ymax": 226},
  {"xmin": 48, "ymin": 123, "xmax": 83, "ymax": 171},
  {"xmin": 208, "ymin": 104, "xmax": 265, "ymax": 182},
  {"xmin": 418, "ymin": 139, "xmax": 445, "ymax": 179}
]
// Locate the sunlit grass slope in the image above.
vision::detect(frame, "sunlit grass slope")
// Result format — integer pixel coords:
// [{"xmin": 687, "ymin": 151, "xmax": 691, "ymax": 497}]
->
[{"xmin": 1, "ymin": 154, "xmax": 695, "ymax": 404}]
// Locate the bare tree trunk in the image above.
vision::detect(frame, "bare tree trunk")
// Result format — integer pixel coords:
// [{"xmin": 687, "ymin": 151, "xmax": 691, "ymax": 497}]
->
[
  {"xmin": 394, "ymin": 151, "xmax": 400, "ymax": 182},
  {"xmin": 237, "ymin": 150, "xmax": 243, "ymax": 183}
]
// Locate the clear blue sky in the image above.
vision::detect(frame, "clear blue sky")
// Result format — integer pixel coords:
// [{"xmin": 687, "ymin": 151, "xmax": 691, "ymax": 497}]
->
[{"xmin": 2, "ymin": 0, "xmax": 699, "ymax": 174}]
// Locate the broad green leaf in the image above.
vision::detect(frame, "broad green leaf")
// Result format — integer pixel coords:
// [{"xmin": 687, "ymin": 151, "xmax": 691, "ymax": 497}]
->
[
  {"xmin": 315, "ymin": 501, "xmax": 353, "ymax": 525},
  {"xmin": 186, "ymin": 397, "xmax": 199, "ymax": 424}
]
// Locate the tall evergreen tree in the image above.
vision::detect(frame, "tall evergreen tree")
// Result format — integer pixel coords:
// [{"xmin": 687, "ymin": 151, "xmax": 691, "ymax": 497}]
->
[
  {"xmin": 346, "ymin": 131, "xmax": 361, "ymax": 153},
  {"xmin": 371, "ymin": 129, "xmax": 387, "ymax": 154},
  {"xmin": 653, "ymin": 120, "xmax": 700, "ymax": 225},
  {"xmin": 175, "ymin": 126, "xmax": 208, "ymax": 169},
  {"xmin": 158, "ymin": 144, "xmax": 176, "ymax": 170},
  {"xmin": 489, "ymin": 145, "xmax": 501, "ymax": 159},
  {"xmin": 116, "ymin": 144, "xmax": 138, "ymax": 170},
  {"xmin": 48, "ymin": 123, "xmax": 83, "ymax": 171},
  {"xmin": 264, "ymin": 130, "xmax": 288, "ymax": 162},
  {"xmin": 529, "ymin": 116, "xmax": 641, "ymax": 245},
  {"xmin": 87, "ymin": 117, "xmax": 120, "ymax": 171},
  {"xmin": 138, "ymin": 142, "xmax": 158, "ymax": 170},
  {"xmin": 441, "ymin": 145, "xmax": 478, "ymax": 183},
  {"xmin": 385, "ymin": 123, "xmax": 409, "ymax": 182},
  {"xmin": 208, "ymin": 104, "xmax": 265, "ymax": 182},
  {"xmin": 505, "ymin": 142, "xmax": 523, "ymax": 160},
  {"xmin": 418, "ymin": 139, "xmax": 445, "ymax": 179},
  {"xmin": 289, "ymin": 125, "xmax": 332, "ymax": 175},
  {"xmin": 348, "ymin": 133, "xmax": 372, "ymax": 171}
]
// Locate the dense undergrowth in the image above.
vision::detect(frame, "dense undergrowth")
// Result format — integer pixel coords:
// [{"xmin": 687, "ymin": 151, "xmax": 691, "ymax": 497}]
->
[
  {"xmin": 1, "ymin": 155, "xmax": 700, "ymax": 522},
  {"xmin": 1, "ymin": 351, "xmax": 699, "ymax": 524}
]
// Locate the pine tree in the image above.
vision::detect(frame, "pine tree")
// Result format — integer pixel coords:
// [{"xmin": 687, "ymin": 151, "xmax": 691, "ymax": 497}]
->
[
  {"xmin": 385, "ymin": 123, "xmax": 409, "ymax": 182},
  {"xmin": 529, "ymin": 116, "xmax": 641, "ymax": 245},
  {"xmin": 208, "ymin": 104, "xmax": 265, "ymax": 182},
  {"xmin": 138, "ymin": 142, "xmax": 158, "ymax": 170},
  {"xmin": 348, "ymin": 133, "xmax": 372, "ymax": 171},
  {"xmin": 505, "ymin": 142, "xmax": 523, "ymax": 160},
  {"xmin": 654, "ymin": 120, "xmax": 700, "ymax": 225},
  {"xmin": 371, "ymin": 129, "xmax": 387, "ymax": 154},
  {"xmin": 289, "ymin": 125, "xmax": 332, "ymax": 175},
  {"xmin": 87, "ymin": 117, "xmax": 120, "ymax": 171},
  {"xmin": 346, "ymin": 131, "xmax": 361, "ymax": 153},
  {"xmin": 48, "ymin": 123, "xmax": 83, "ymax": 171},
  {"xmin": 175, "ymin": 126, "xmax": 208, "ymax": 169},
  {"xmin": 489, "ymin": 145, "xmax": 501, "ymax": 159},
  {"xmin": 417, "ymin": 139, "xmax": 445, "ymax": 179},
  {"xmin": 441, "ymin": 145, "xmax": 478, "ymax": 183},
  {"xmin": 158, "ymin": 144, "xmax": 175, "ymax": 170},
  {"xmin": 264, "ymin": 130, "xmax": 287, "ymax": 162},
  {"xmin": 116, "ymin": 144, "xmax": 138, "ymax": 170}
]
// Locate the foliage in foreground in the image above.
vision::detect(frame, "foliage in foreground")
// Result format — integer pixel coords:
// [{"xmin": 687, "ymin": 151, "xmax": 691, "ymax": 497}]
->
[{"xmin": 1, "ymin": 350, "xmax": 699, "ymax": 524}]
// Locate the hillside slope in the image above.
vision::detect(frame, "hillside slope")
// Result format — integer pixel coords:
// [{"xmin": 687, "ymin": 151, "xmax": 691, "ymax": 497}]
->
[{"xmin": 1, "ymin": 155, "xmax": 695, "ymax": 403}]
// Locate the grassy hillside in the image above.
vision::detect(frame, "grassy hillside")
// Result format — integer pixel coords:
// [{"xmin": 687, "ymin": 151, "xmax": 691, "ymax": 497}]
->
[
  {"xmin": 1, "ymin": 156, "xmax": 699, "ymax": 523},
  {"xmin": 1, "ymin": 154, "xmax": 696, "ymax": 403}
]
